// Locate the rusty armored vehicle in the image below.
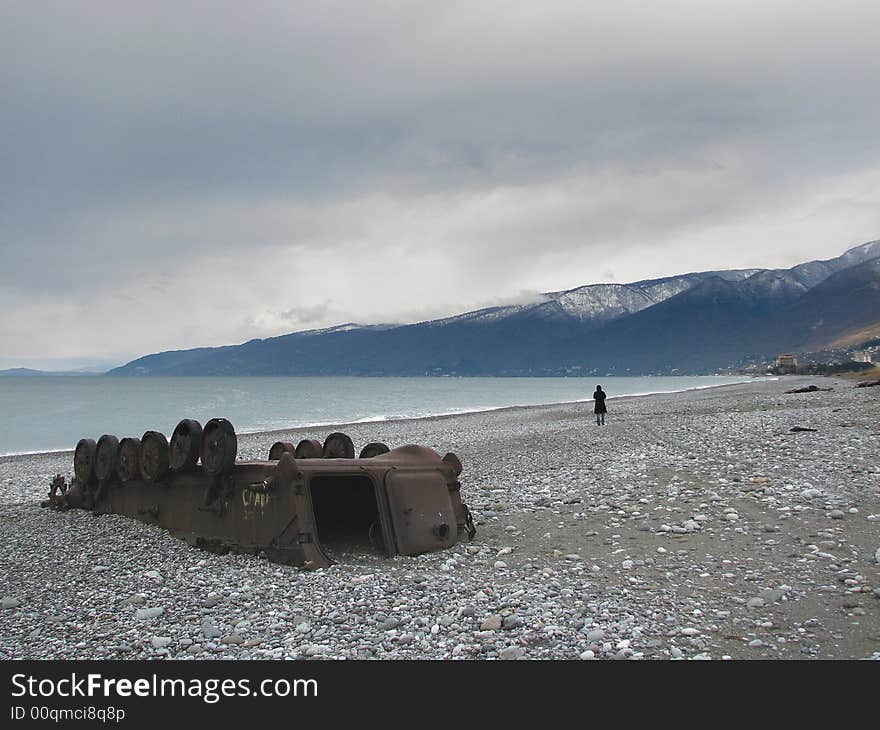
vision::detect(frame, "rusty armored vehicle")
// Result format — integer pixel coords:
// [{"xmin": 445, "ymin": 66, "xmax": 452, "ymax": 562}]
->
[{"xmin": 44, "ymin": 418, "xmax": 475, "ymax": 569}]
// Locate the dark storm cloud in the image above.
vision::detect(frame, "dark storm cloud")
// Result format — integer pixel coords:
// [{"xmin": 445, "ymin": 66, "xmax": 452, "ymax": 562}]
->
[{"xmin": 2, "ymin": 1, "xmax": 880, "ymax": 368}]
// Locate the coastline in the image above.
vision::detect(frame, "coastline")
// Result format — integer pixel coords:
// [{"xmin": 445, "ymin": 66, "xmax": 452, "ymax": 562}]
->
[
  {"xmin": 0, "ymin": 376, "xmax": 767, "ymax": 461},
  {"xmin": 249, "ymin": 376, "xmax": 773, "ymax": 437}
]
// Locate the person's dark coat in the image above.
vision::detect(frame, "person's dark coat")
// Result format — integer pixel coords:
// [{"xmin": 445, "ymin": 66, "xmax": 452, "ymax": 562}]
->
[{"xmin": 593, "ymin": 389, "xmax": 607, "ymax": 414}]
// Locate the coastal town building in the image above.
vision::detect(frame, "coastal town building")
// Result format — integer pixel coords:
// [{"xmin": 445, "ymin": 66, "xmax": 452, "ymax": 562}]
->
[
  {"xmin": 776, "ymin": 354, "xmax": 798, "ymax": 372},
  {"xmin": 852, "ymin": 350, "xmax": 873, "ymax": 363}
]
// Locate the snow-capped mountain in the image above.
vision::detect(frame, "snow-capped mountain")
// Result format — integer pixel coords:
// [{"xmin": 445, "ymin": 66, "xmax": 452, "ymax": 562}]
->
[{"xmin": 110, "ymin": 239, "xmax": 880, "ymax": 375}]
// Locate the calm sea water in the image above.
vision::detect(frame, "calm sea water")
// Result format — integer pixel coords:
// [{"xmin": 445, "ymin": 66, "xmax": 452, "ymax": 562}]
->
[{"xmin": 0, "ymin": 375, "xmax": 754, "ymax": 455}]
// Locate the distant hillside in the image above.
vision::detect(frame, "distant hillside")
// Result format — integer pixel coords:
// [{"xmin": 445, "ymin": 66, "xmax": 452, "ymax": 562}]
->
[
  {"xmin": 110, "ymin": 238, "xmax": 880, "ymax": 376},
  {"xmin": 0, "ymin": 368, "xmax": 103, "ymax": 376},
  {"xmin": 0, "ymin": 368, "xmax": 52, "ymax": 376}
]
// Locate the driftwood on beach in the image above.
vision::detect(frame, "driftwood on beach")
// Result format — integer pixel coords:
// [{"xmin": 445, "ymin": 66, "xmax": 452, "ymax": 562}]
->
[
  {"xmin": 784, "ymin": 385, "xmax": 833, "ymax": 394},
  {"xmin": 855, "ymin": 379, "xmax": 880, "ymax": 388}
]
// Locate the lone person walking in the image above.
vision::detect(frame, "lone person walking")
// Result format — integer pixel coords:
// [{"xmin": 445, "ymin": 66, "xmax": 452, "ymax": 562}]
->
[{"xmin": 593, "ymin": 385, "xmax": 607, "ymax": 426}]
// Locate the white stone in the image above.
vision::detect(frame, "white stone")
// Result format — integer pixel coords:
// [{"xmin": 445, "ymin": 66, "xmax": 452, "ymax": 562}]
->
[{"xmin": 135, "ymin": 607, "xmax": 164, "ymax": 620}]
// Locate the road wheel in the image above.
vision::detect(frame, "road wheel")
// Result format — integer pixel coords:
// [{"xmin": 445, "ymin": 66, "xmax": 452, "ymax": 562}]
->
[
  {"xmin": 95, "ymin": 434, "xmax": 120, "ymax": 482},
  {"xmin": 294, "ymin": 439, "xmax": 323, "ymax": 459},
  {"xmin": 442, "ymin": 452, "xmax": 463, "ymax": 477},
  {"xmin": 117, "ymin": 437, "xmax": 142, "ymax": 482},
  {"xmin": 74, "ymin": 438, "xmax": 97, "ymax": 484},
  {"xmin": 359, "ymin": 442, "xmax": 390, "ymax": 458},
  {"xmin": 322, "ymin": 432, "xmax": 354, "ymax": 459},
  {"xmin": 201, "ymin": 418, "xmax": 238, "ymax": 475},
  {"xmin": 140, "ymin": 431, "xmax": 170, "ymax": 482},
  {"xmin": 170, "ymin": 418, "xmax": 203, "ymax": 472},
  {"xmin": 268, "ymin": 441, "xmax": 295, "ymax": 460}
]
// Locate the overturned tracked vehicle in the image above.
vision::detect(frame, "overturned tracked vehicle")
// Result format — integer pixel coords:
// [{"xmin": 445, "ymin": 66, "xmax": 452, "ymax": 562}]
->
[{"xmin": 44, "ymin": 418, "xmax": 475, "ymax": 569}]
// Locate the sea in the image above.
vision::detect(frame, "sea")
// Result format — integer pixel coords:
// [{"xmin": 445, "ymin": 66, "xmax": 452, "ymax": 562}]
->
[{"xmin": 0, "ymin": 375, "xmax": 756, "ymax": 456}]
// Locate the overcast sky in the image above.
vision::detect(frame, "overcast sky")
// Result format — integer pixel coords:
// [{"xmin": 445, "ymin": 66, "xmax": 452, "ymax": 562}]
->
[{"xmin": 2, "ymin": 1, "xmax": 880, "ymax": 369}]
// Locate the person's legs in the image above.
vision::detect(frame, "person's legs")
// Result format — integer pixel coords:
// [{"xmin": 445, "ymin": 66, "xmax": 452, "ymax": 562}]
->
[
  {"xmin": 600, "ymin": 413, "xmax": 605, "ymax": 426},
  {"xmin": 596, "ymin": 413, "xmax": 601, "ymax": 425}
]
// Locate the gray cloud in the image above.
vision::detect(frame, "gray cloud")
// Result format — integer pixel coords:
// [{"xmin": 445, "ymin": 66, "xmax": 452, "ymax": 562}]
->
[
  {"xmin": 2, "ymin": 1, "xmax": 880, "ymax": 368},
  {"xmin": 246, "ymin": 301, "xmax": 335, "ymax": 334}
]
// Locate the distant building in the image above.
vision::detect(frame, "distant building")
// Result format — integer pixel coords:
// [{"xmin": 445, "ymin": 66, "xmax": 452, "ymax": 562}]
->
[
  {"xmin": 776, "ymin": 354, "xmax": 798, "ymax": 368},
  {"xmin": 853, "ymin": 350, "xmax": 873, "ymax": 363}
]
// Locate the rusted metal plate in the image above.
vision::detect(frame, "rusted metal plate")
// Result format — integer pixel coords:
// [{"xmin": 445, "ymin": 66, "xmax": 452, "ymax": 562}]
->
[{"xmin": 384, "ymin": 470, "xmax": 456, "ymax": 555}]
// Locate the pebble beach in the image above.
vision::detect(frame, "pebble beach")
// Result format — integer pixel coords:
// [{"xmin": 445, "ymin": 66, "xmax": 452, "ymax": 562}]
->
[{"xmin": 1, "ymin": 376, "xmax": 879, "ymax": 660}]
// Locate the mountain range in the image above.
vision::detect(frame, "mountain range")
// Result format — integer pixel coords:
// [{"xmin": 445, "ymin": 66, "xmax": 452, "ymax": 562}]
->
[{"xmin": 110, "ymin": 239, "xmax": 880, "ymax": 376}]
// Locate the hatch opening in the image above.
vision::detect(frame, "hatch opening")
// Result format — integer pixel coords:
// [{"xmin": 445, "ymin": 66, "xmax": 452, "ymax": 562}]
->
[{"xmin": 309, "ymin": 475, "xmax": 386, "ymax": 557}]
